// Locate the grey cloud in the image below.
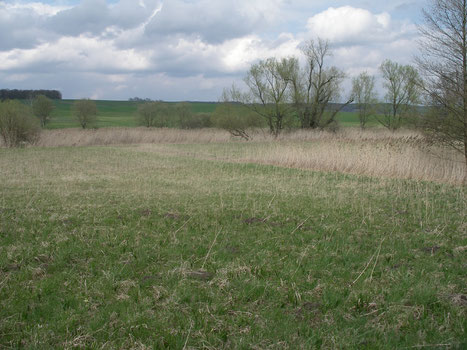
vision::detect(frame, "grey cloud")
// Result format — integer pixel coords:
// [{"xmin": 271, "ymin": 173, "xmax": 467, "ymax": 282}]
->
[
  {"xmin": 0, "ymin": 6, "xmax": 50, "ymax": 51},
  {"xmin": 46, "ymin": 0, "xmax": 111, "ymax": 36},
  {"xmin": 46, "ymin": 0, "xmax": 158, "ymax": 37},
  {"xmin": 144, "ymin": 0, "xmax": 272, "ymax": 44}
]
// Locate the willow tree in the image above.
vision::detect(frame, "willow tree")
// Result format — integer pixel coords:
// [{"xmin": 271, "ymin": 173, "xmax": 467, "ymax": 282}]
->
[
  {"xmin": 244, "ymin": 57, "xmax": 296, "ymax": 136},
  {"xmin": 73, "ymin": 99, "xmax": 98, "ymax": 129},
  {"xmin": 352, "ymin": 72, "xmax": 378, "ymax": 129},
  {"xmin": 289, "ymin": 39, "xmax": 352, "ymax": 129},
  {"xmin": 378, "ymin": 60, "xmax": 422, "ymax": 131},
  {"xmin": 32, "ymin": 95, "xmax": 54, "ymax": 127}
]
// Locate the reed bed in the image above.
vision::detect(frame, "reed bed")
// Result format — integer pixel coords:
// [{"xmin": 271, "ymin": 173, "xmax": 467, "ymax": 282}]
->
[
  {"xmin": 34, "ymin": 127, "xmax": 232, "ymax": 147},
  {"xmin": 239, "ymin": 139, "xmax": 465, "ymax": 185},
  {"xmin": 3, "ymin": 126, "xmax": 465, "ymax": 184},
  {"xmin": 27, "ymin": 127, "xmax": 427, "ymax": 147}
]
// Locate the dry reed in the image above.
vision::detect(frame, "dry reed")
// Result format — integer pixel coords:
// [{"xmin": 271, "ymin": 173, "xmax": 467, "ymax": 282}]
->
[
  {"xmin": 34, "ymin": 127, "xmax": 232, "ymax": 147},
  {"xmin": 2, "ymin": 127, "xmax": 465, "ymax": 185},
  {"xmin": 239, "ymin": 138, "xmax": 465, "ymax": 185}
]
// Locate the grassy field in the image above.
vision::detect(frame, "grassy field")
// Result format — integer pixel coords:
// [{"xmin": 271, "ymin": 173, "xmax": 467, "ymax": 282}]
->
[
  {"xmin": 41, "ymin": 100, "xmax": 364, "ymax": 129},
  {"xmin": 44, "ymin": 100, "xmax": 219, "ymax": 129},
  {"xmin": 0, "ymin": 137, "xmax": 466, "ymax": 348}
]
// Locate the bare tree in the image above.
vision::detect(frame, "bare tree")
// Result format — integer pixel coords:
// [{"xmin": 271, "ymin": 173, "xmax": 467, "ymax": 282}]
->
[
  {"xmin": 378, "ymin": 60, "xmax": 422, "ymax": 131},
  {"xmin": 351, "ymin": 72, "xmax": 378, "ymax": 129},
  {"xmin": 417, "ymin": 0, "xmax": 467, "ymax": 169},
  {"xmin": 289, "ymin": 39, "xmax": 352, "ymax": 129},
  {"xmin": 244, "ymin": 57, "xmax": 295, "ymax": 136}
]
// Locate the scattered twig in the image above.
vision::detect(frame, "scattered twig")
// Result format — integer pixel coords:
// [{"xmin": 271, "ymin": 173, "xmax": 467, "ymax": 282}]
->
[
  {"xmin": 369, "ymin": 238, "xmax": 386, "ymax": 282},
  {"xmin": 267, "ymin": 193, "xmax": 277, "ymax": 208},
  {"xmin": 182, "ymin": 321, "xmax": 193, "ymax": 350},
  {"xmin": 171, "ymin": 217, "xmax": 192, "ymax": 242},
  {"xmin": 403, "ymin": 343, "xmax": 457, "ymax": 349},
  {"xmin": 290, "ymin": 216, "xmax": 311, "ymax": 235},
  {"xmin": 351, "ymin": 252, "xmax": 376, "ymax": 286},
  {"xmin": 201, "ymin": 227, "xmax": 222, "ymax": 269}
]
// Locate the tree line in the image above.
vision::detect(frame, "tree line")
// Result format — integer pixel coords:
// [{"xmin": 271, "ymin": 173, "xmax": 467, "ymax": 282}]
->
[
  {"xmin": 215, "ymin": 0, "xmax": 467, "ymax": 169},
  {"xmin": 216, "ymin": 40, "xmax": 422, "ymax": 138},
  {"xmin": 0, "ymin": 0, "xmax": 466, "ymax": 170},
  {"xmin": 0, "ymin": 89, "xmax": 62, "ymax": 101}
]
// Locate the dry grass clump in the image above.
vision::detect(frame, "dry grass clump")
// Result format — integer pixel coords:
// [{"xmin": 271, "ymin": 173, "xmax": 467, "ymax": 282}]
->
[{"xmin": 33, "ymin": 127, "xmax": 231, "ymax": 147}]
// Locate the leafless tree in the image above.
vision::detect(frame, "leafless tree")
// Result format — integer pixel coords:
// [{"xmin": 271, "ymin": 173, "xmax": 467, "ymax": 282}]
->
[
  {"xmin": 289, "ymin": 39, "xmax": 352, "ymax": 129},
  {"xmin": 244, "ymin": 57, "xmax": 295, "ymax": 136},
  {"xmin": 351, "ymin": 72, "xmax": 378, "ymax": 129},
  {"xmin": 378, "ymin": 60, "xmax": 422, "ymax": 131},
  {"xmin": 417, "ymin": 0, "xmax": 467, "ymax": 169}
]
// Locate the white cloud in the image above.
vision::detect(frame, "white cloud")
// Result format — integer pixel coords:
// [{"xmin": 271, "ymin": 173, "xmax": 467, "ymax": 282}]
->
[
  {"xmin": 4, "ymin": 2, "xmax": 71, "ymax": 16},
  {"xmin": 306, "ymin": 6, "xmax": 396, "ymax": 44},
  {"xmin": 0, "ymin": 36, "xmax": 151, "ymax": 73}
]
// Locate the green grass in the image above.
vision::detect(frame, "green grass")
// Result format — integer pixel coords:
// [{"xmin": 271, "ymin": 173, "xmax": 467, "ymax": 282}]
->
[
  {"xmin": 41, "ymin": 100, "xmax": 366, "ymax": 129},
  {"xmin": 337, "ymin": 111, "xmax": 379, "ymax": 127},
  {"xmin": 45, "ymin": 100, "xmax": 219, "ymax": 129},
  {"xmin": 1, "ymin": 144, "xmax": 465, "ymax": 348},
  {"xmin": 45, "ymin": 100, "xmax": 140, "ymax": 129}
]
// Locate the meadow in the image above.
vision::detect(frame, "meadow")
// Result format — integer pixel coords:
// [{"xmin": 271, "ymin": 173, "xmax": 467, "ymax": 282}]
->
[
  {"xmin": 45, "ymin": 100, "xmax": 219, "ymax": 129},
  {"xmin": 42, "ymin": 100, "xmax": 364, "ymax": 129},
  {"xmin": 0, "ymin": 126, "xmax": 466, "ymax": 348}
]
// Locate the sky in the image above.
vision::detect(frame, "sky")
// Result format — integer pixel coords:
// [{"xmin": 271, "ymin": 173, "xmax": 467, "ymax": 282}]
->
[{"xmin": 0, "ymin": 0, "xmax": 428, "ymax": 101}]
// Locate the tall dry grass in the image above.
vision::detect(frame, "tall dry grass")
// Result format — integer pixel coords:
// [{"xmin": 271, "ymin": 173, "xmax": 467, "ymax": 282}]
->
[
  {"xmin": 239, "ymin": 136, "xmax": 465, "ymax": 185},
  {"xmin": 1, "ymin": 127, "xmax": 465, "ymax": 184},
  {"xmin": 34, "ymin": 127, "xmax": 232, "ymax": 147}
]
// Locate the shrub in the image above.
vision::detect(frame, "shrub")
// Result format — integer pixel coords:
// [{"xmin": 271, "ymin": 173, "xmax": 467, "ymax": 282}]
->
[
  {"xmin": 176, "ymin": 103, "xmax": 193, "ymax": 129},
  {"xmin": 73, "ymin": 99, "xmax": 98, "ymax": 129},
  {"xmin": 180, "ymin": 112, "xmax": 212, "ymax": 129},
  {"xmin": 137, "ymin": 102, "xmax": 170, "ymax": 127},
  {"xmin": 211, "ymin": 103, "xmax": 262, "ymax": 139},
  {"xmin": 32, "ymin": 95, "xmax": 55, "ymax": 127},
  {"xmin": 0, "ymin": 100, "xmax": 41, "ymax": 147}
]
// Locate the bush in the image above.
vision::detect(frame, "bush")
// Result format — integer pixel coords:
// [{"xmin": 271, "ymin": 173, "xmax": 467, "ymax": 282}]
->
[
  {"xmin": 137, "ymin": 102, "xmax": 170, "ymax": 127},
  {"xmin": 180, "ymin": 112, "xmax": 212, "ymax": 129},
  {"xmin": 73, "ymin": 99, "xmax": 98, "ymax": 129},
  {"xmin": 0, "ymin": 100, "xmax": 41, "ymax": 147},
  {"xmin": 211, "ymin": 103, "xmax": 262, "ymax": 139},
  {"xmin": 32, "ymin": 95, "xmax": 54, "ymax": 127}
]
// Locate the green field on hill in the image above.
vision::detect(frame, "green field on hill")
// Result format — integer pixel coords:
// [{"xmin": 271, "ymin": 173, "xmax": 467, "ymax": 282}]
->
[
  {"xmin": 42, "ymin": 100, "xmax": 368, "ymax": 129},
  {"xmin": 45, "ymin": 100, "xmax": 218, "ymax": 129}
]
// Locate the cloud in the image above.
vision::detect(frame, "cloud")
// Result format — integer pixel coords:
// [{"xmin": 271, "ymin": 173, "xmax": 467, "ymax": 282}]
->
[
  {"xmin": 303, "ymin": 6, "xmax": 418, "ymax": 78},
  {"xmin": 45, "ymin": 0, "xmax": 162, "ymax": 37},
  {"xmin": 0, "ymin": 2, "xmax": 64, "ymax": 51},
  {"xmin": 306, "ymin": 6, "xmax": 398, "ymax": 44},
  {"xmin": 144, "ymin": 0, "xmax": 283, "ymax": 44},
  {"xmin": 0, "ymin": 1, "xmax": 422, "ymax": 100},
  {"xmin": 0, "ymin": 36, "xmax": 151, "ymax": 74}
]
